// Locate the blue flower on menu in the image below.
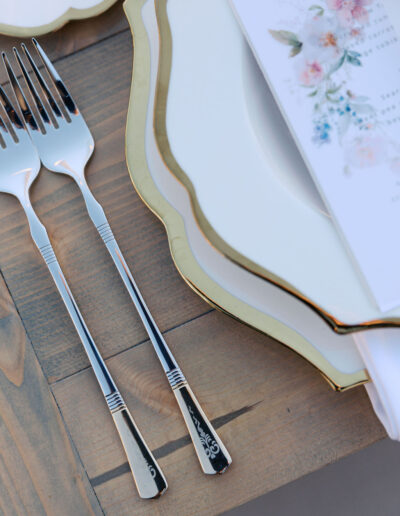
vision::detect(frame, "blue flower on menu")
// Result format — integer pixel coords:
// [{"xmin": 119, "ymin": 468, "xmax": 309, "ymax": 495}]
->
[{"xmin": 313, "ymin": 120, "xmax": 332, "ymax": 144}]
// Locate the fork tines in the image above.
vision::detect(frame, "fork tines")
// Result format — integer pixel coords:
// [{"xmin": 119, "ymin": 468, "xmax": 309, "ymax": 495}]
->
[
  {"xmin": 0, "ymin": 83, "xmax": 26, "ymax": 146},
  {"xmin": 2, "ymin": 38, "xmax": 78, "ymax": 134},
  {"xmin": 2, "ymin": 52, "xmax": 40, "ymax": 133}
]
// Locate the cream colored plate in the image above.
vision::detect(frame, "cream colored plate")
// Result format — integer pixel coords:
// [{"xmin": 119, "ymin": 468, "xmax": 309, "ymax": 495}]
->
[
  {"xmin": 0, "ymin": 0, "xmax": 117, "ymax": 37},
  {"xmin": 159, "ymin": 0, "xmax": 400, "ymax": 331},
  {"xmin": 123, "ymin": 0, "xmax": 368, "ymax": 391}
]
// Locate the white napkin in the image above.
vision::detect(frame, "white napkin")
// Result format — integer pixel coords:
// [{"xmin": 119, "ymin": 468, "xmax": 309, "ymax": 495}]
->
[{"xmin": 354, "ymin": 329, "xmax": 400, "ymax": 440}]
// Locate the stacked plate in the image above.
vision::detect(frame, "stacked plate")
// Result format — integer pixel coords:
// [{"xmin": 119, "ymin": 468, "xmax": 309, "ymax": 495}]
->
[
  {"xmin": 0, "ymin": 0, "xmax": 373, "ymax": 390},
  {"xmin": 123, "ymin": 0, "xmax": 400, "ymax": 440},
  {"xmin": 125, "ymin": 0, "xmax": 397, "ymax": 392},
  {"xmin": 0, "ymin": 0, "xmax": 117, "ymax": 36}
]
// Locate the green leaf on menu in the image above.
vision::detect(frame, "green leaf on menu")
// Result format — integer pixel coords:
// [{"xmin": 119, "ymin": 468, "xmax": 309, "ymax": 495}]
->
[
  {"xmin": 329, "ymin": 51, "xmax": 346, "ymax": 75},
  {"xmin": 326, "ymin": 84, "xmax": 342, "ymax": 95},
  {"xmin": 269, "ymin": 30, "xmax": 299, "ymax": 45},
  {"xmin": 326, "ymin": 94, "xmax": 340, "ymax": 103},
  {"xmin": 290, "ymin": 43, "xmax": 303, "ymax": 57},
  {"xmin": 269, "ymin": 30, "xmax": 303, "ymax": 57},
  {"xmin": 308, "ymin": 89, "xmax": 319, "ymax": 97},
  {"xmin": 346, "ymin": 53, "xmax": 362, "ymax": 66},
  {"xmin": 309, "ymin": 5, "xmax": 324, "ymax": 16}
]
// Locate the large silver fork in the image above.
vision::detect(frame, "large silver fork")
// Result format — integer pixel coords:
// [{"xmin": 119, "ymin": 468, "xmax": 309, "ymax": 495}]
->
[
  {"xmin": 0, "ymin": 86, "xmax": 167, "ymax": 499},
  {"xmin": 5, "ymin": 39, "xmax": 231, "ymax": 475}
]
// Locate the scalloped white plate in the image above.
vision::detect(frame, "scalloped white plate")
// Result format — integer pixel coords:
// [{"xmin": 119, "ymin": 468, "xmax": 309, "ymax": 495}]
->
[
  {"xmin": 0, "ymin": 0, "xmax": 117, "ymax": 36},
  {"xmin": 139, "ymin": 0, "xmax": 366, "ymax": 382},
  {"xmin": 164, "ymin": 0, "xmax": 400, "ymax": 328}
]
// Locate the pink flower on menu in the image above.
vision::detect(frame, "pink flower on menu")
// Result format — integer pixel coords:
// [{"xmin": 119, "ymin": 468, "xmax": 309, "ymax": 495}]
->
[
  {"xmin": 326, "ymin": 0, "xmax": 373, "ymax": 27},
  {"xmin": 301, "ymin": 14, "xmax": 344, "ymax": 62},
  {"xmin": 345, "ymin": 135, "xmax": 387, "ymax": 168},
  {"xmin": 349, "ymin": 27, "xmax": 363, "ymax": 39},
  {"xmin": 298, "ymin": 60, "xmax": 324, "ymax": 86}
]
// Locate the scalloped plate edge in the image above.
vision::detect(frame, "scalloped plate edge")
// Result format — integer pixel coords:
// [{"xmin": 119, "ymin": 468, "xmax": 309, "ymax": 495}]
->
[
  {"xmin": 123, "ymin": 0, "xmax": 368, "ymax": 391},
  {"xmin": 151, "ymin": 0, "xmax": 400, "ymax": 333},
  {"xmin": 0, "ymin": 0, "xmax": 118, "ymax": 37}
]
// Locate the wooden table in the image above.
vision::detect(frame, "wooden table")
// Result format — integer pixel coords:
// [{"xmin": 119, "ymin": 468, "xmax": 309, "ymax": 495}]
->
[{"xmin": 0, "ymin": 3, "xmax": 386, "ymax": 515}]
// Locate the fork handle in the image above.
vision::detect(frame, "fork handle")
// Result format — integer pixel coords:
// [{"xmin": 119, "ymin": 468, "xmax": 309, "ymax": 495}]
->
[
  {"xmin": 22, "ymin": 203, "xmax": 167, "ymax": 499},
  {"xmin": 80, "ymin": 184, "xmax": 232, "ymax": 474},
  {"xmin": 107, "ymin": 394, "xmax": 167, "ymax": 498},
  {"xmin": 168, "ymin": 374, "xmax": 232, "ymax": 474}
]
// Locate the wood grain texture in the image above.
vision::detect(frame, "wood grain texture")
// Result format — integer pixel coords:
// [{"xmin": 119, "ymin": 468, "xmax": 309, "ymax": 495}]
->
[
  {"xmin": 0, "ymin": 30, "xmax": 209, "ymax": 382},
  {"xmin": 0, "ymin": 1, "xmax": 128, "ymax": 84},
  {"xmin": 52, "ymin": 310, "xmax": 385, "ymax": 515},
  {"xmin": 0, "ymin": 7, "xmax": 386, "ymax": 514},
  {"xmin": 0, "ymin": 273, "xmax": 102, "ymax": 515}
]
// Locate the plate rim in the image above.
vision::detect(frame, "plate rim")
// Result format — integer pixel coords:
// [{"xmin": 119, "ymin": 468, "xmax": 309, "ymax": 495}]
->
[
  {"xmin": 0, "ymin": 0, "xmax": 118, "ymax": 37},
  {"xmin": 123, "ymin": 0, "xmax": 368, "ymax": 391},
  {"xmin": 153, "ymin": 0, "xmax": 400, "ymax": 332}
]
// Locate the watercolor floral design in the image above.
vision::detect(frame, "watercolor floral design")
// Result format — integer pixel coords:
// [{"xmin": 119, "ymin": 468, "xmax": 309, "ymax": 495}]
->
[{"xmin": 268, "ymin": 0, "xmax": 399, "ymax": 171}]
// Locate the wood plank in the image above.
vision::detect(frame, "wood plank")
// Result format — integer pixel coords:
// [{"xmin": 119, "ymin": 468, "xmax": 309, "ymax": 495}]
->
[
  {"xmin": 0, "ymin": 30, "xmax": 210, "ymax": 382},
  {"xmin": 52, "ymin": 310, "xmax": 384, "ymax": 515},
  {"xmin": 0, "ymin": 273, "xmax": 102, "ymax": 515},
  {"xmin": 0, "ymin": 1, "xmax": 129, "ymax": 84}
]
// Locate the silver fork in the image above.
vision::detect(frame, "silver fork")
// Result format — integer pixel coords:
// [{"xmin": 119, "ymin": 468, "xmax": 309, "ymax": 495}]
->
[
  {"xmin": 5, "ymin": 39, "xmax": 231, "ymax": 475},
  {"xmin": 0, "ymin": 85, "xmax": 167, "ymax": 500}
]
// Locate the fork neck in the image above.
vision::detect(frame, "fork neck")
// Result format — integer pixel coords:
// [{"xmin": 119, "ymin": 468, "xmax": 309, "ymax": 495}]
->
[
  {"xmin": 49, "ymin": 160, "xmax": 107, "ymax": 228},
  {"xmin": 74, "ymin": 176, "xmax": 109, "ymax": 228},
  {"xmin": 17, "ymin": 196, "xmax": 51, "ymax": 250}
]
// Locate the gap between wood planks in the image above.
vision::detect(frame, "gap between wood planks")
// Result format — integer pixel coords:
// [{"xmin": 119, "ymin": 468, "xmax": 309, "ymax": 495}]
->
[
  {"xmin": 49, "ymin": 307, "xmax": 216, "ymax": 386},
  {"xmin": 0, "ymin": 268, "xmax": 104, "ymax": 514},
  {"xmin": 90, "ymin": 401, "xmax": 262, "ymax": 487}
]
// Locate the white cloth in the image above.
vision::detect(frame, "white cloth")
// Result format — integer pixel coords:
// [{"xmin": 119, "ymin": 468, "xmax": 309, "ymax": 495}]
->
[{"xmin": 354, "ymin": 329, "xmax": 400, "ymax": 440}]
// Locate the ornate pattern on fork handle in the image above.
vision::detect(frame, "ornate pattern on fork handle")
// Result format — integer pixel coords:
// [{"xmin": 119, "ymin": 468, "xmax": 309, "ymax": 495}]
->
[{"xmin": 166, "ymin": 368, "xmax": 231, "ymax": 474}]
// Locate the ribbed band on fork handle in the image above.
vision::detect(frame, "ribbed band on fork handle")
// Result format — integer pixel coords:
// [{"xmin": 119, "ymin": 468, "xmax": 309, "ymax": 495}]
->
[
  {"xmin": 105, "ymin": 391, "xmax": 167, "ymax": 498},
  {"xmin": 166, "ymin": 368, "xmax": 232, "ymax": 474}
]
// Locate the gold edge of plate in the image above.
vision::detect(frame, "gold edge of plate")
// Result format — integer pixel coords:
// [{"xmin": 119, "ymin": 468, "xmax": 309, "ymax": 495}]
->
[
  {"xmin": 152, "ymin": 0, "xmax": 400, "ymax": 333},
  {"xmin": 0, "ymin": 0, "xmax": 118, "ymax": 37},
  {"xmin": 122, "ymin": 0, "xmax": 368, "ymax": 391}
]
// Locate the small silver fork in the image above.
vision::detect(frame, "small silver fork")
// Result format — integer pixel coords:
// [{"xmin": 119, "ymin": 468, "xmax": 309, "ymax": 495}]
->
[
  {"xmin": 5, "ymin": 39, "xmax": 231, "ymax": 475},
  {"xmin": 0, "ymin": 86, "xmax": 167, "ymax": 499}
]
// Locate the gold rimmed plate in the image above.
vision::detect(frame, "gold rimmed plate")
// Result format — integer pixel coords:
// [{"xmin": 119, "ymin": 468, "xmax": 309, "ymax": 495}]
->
[
  {"xmin": 152, "ymin": 0, "xmax": 400, "ymax": 332},
  {"xmin": 0, "ymin": 0, "xmax": 118, "ymax": 37},
  {"xmin": 123, "ymin": 0, "xmax": 369, "ymax": 391}
]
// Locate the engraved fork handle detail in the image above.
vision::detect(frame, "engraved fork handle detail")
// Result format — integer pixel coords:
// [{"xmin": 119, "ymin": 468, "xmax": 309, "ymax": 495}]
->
[
  {"xmin": 167, "ymin": 369, "xmax": 231, "ymax": 474},
  {"xmin": 80, "ymin": 181, "xmax": 232, "ymax": 474},
  {"xmin": 22, "ymin": 202, "xmax": 167, "ymax": 499}
]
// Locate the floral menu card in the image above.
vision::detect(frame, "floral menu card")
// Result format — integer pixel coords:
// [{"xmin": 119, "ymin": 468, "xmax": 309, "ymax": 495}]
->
[{"xmin": 230, "ymin": 0, "xmax": 400, "ymax": 312}]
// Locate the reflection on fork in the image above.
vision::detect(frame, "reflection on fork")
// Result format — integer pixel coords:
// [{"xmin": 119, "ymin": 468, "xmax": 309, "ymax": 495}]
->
[
  {"xmin": 2, "ymin": 39, "xmax": 232, "ymax": 475},
  {"xmin": 0, "ymin": 82, "xmax": 167, "ymax": 500}
]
